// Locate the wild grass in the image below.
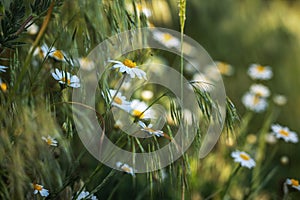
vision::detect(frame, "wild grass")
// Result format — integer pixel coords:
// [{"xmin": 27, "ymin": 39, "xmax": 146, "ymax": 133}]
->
[{"xmin": 1, "ymin": 0, "xmax": 300, "ymax": 199}]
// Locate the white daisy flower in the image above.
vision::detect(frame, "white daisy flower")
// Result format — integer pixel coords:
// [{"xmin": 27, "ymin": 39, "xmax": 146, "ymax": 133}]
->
[
  {"xmin": 0, "ymin": 65, "xmax": 7, "ymax": 72},
  {"xmin": 138, "ymin": 121, "xmax": 164, "ymax": 137},
  {"xmin": 49, "ymin": 48, "xmax": 66, "ymax": 61},
  {"xmin": 215, "ymin": 61, "xmax": 234, "ymax": 76},
  {"xmin": 231, "ymin": 150, "xmax": 256, "ymax": 169},
  {"xmin": 273, "ymin": 94, "xmax": 287, "ymax": 106},
  {"xmin": 52, "ymin": 68, "xmax": 80, "ymax": 88},
  {"xmin": 130, "ymin": 99, "xmax": 155, "ymax": 119},
  {"xmin": 248, "ymin": 64, "xmax": 273, "ymax": 80},
  {"xmin": 116, "ymin": 162, "xmax": 135, "ymax": 176},
  {"xmin": 75, "ymin": 190, "xmax": 98, "ymax": 200},
  {"xmin": 33, "ymin": 44, "xmax": 50, "ymax": 59},
  {"xmin": 286, "ymin": 178, "xmax": 300, "ymax": 191},
  {"xmin": 249, "ymin": 84, "xmax": 270, "ymax": 98},
  {"xmin": 33, "ymin": 183, "xmax": 49, "ymax": 197},
  {"xmin": 242, "ymin": 92, "xmax": 268, "ymax": 112},
  {"xmin": 109, "ymin": 59, "xmax": 147, "ymax": 80},
  {"xmin": 152, "ymin": 30, "xmax": 180, "ymax": 49},
  {"xmin": 108, "ymin": 89, "xmax": 131, "ymax": 112},
  {"xmin": 41, "ymin": 135, "xmax": 58, "ymax": 146},
  {"xmin": 271, "ymin": 124, "xmax": 298, "ymax": 143}
]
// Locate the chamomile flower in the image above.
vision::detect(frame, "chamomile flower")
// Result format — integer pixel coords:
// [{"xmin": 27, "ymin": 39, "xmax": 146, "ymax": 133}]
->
[
  {"xmin": 138, "ymin": 121, "xmax": 164, "ymax": 137},
  {"xmin": 152, "ymin": 30, "xmax": 180, "ymax": 49},
  {"xmin": 49, "ymin": 48, "xmax": 66, "ymax": 61},
  {"xmin": 286, "ymin": 178, "xmax": 300, "ymax": 191},
  {"xmin": 33, "ymin": 44, "xmax": 50, "ymax": 59},
  {"xmin": 42, "ymin": 135, "xmax": 58, "ymax": 146},
  {"xmin": 231, "ymin": 150, "xmax": 256, "ymax": 169},
  {"xmin": 52, "ymin": 68, "xmax": 80, "ymax": 88},
  {"xmin": 108, "ymin": 89, "xmax": 131, "ymax": 112},
  {"xmin": 242, "ymin": 92, "xmax": 268, "ymax": 112},
  {"xmin": 249, "ymin": 84, "xmax": 270, "ymax": 98},
  {"xmin": 271, "ymin": 124, "xmax": 298, "ymax": 143},
  {"xmin": 248, "ymin": 64, "xmax": 273, "ymax": 80},
  {"xmin": 33, "ymin": 183, "xmax": 49, "ymax": 197},
  {"xmin": 109, "ymin": 59, "xmax": 147, "ymax": 80},
  {"xmin": 75, "ymin": 190, "xmax": 98, "ymax": 200},
  {"xmin": 0, "ymin": 65, "xmax": 8, "ymax": 72},
  {"xmin": 215, "ymin": 61, "xmax": 234, "ymax": 76},
  {"xmin": 116, "ymin": 162, "xmax": 135, "ymax": 176},
  {"xmin": 130, "ymin": 99, "xmax": 155, "ymax": 119}
]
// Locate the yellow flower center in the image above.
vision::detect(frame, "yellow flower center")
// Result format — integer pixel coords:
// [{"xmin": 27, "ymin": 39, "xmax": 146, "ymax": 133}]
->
[
  {"xmin": 123, "ymin": 59, "xmax": 136, "ymax": 68},
  {"xmin": 217, "ymin": 62, "xmax": 230, "ymax": 74},
  {"xmin": 256, "ymin": 65, "xmax": 265, "ymax": 72},
  {"xmin": 61, "ymin": 77, "xmax": 71, "ymax": 85},
  {"xmin": 253, "ymin": 95, "xmax": 260, "ymax": 105},
  {"xmin": 163, "ymin": 33, "xmax": 173, "ymax": 41},
  {"xmin": 279, "ymin": 129, "xmax": 289, "ymax": 137},
  {"xmin": 291, "ymin": 179, "xmax": 299, "ymax": 186},
  {"xmin": 113, "ymin": 96, "xmax": 123, "ymax": 105},
  {"xmin": 132, "ymin": 110, "xmax": 145, "ymax": 119},
  {"xmin": 1, "ymin": 82, "xmax": 7, "ymax": 92},
  {"xmin": 53, "ymin": 50, "xmax": 64, "ymax": 60},
  {"xmin": 33, "ymin": 184, "xmax": 42, "ymax": 191},
  {"xmin": 46, "ymin": 138, "xmax": 53, "ymax": 145},
  {"xmin": 240, "ymin": 153, "xmax": 250, "ymax": 161}
]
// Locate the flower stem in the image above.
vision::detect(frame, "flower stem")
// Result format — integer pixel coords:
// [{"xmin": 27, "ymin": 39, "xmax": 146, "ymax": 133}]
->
[{"xmin": 221, "ymin": 165, "xmax": 241, "ymax": 199}]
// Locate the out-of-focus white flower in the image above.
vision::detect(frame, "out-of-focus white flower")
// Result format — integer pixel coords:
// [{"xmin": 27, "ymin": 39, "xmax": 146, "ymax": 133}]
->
[
  {"xmin": 271, "ymin": 124, "xmax": 298, "ymax": 143},
  {"xmin": 231, "ymin": 150, "xmax": 256, "ymax": 169},
  {"xmin": 108, "ymin": 89, "xmax": 131, "ymax": 112},
  {"xmin": 215, "ymin": 61, "xmax": 234, "ymax": 76},
  {"xmin": 280, "ymin": 156, "xmax": 289, "ymax": 165},
  {"xmin": 78, "ymin": 57, "xmax": 95, "ymax": 71},
  {"xmin": 141, "ymin": 90, "xmax": 154, "ymax": 100},
  {"xmin": 273, "ymin": 94, "xmax": 287, "ymax": 106},
  {"xmin": 33, "ymin": 183, "xmax": 49, "ymax": 197},
  {"xmin": 75, "ymin": 190, "xmax": 98, "ymax": 200},
  {"xmin": 242, "ymin": 92, "xmax": 268, "ymax": 112},
  {"xmin": 265, "ymin": 133, "xmax": 277, "ymax": 144},
  {"xmin": 27, "ymin": 23, "xmax": 39, "ymax": 35},
  {"xmin": 248, "ymin": 64, "xmax": 273, "ymax": 80},
  {"xmin": 116, "ymin": 162, "xmax": 135, "ymax": 176},
  {"xmin": 42, "ymin": 135, "xmax": 58, "ymax": 146},
  {"xmin": 52, "ymin": 68, "xmax": 80, "ymax": 88},
  {"xmin": 138, "ymin": 121, "xmax": 164, "ymax": 137},
  {"xmin": 109, "ymin": 59, "xmax": 147, "ymax": 80},
  {"xmin": 249, "ymin": 84, "xmax": 270, "ymax": 98},
  {"xmin": 152, "ymin": 30, "xmax": 180, "ymax": 49},
  {"xmin": 286, "ymin": 178, "xmax": 300, "ymax": 191},
  {"xmin": 130, "ymin": 99, "xmax": 155, "ymax": 119},
  {"xmin": 0, "ymin": 65, "xmax": 7, "ymax": 72}
]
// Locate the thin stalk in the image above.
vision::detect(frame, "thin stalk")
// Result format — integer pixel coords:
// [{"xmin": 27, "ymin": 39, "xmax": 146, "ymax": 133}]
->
[{"xmin": 221, "ymin": 165, "xmax": 241, "ymax": 199}]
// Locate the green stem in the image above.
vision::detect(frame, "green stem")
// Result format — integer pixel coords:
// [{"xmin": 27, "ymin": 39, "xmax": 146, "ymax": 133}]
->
[{"xmin": 221, "ymin": 165, "xmax": 241, "ymax": 199}]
